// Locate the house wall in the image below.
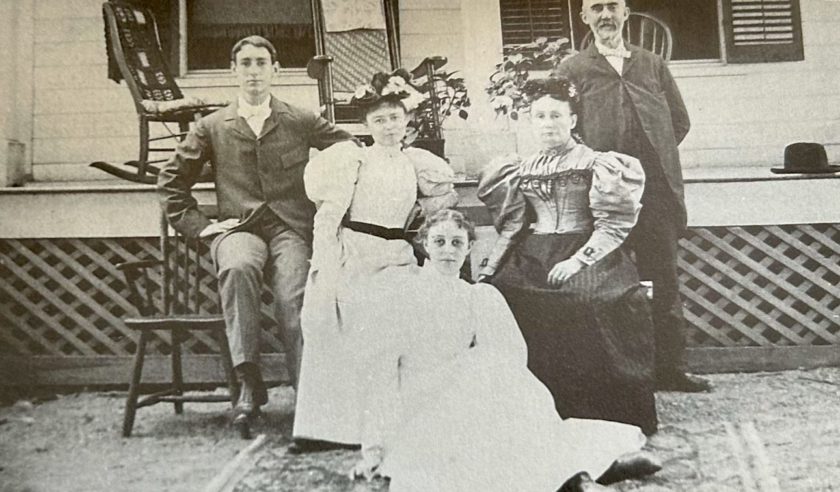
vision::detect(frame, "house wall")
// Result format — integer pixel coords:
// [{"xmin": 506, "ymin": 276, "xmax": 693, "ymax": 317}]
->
[
  {"xmin": 398, "ymin": 0, "xmax": 840, "ymax": 177},
  {"xmin": 28, "ymin": 0, "xmax": 319, "ymax": 183},
  {"xmin": 672, "ymin": 1, "xmax": 840, "ymax": 169},
  {"xmin": 16, "ymin": 0, "xmax": 840, "ymax": 182}
]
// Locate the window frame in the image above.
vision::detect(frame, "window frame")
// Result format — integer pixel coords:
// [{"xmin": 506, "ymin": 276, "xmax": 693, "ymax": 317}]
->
[
  {"xmin": 500, "ymin": 0, "xmax": 804, "ymax": 66},
  {"xmin": 174, "ymin": 0, "xmax": 316, "ymax": 78}
]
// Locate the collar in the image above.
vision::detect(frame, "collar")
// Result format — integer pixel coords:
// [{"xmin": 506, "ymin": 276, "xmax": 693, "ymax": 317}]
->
[
  {"xmin": 594, "ymin": 38, "xmax": 631, "ymax": 58},
  {"xmin": 369, "ymin": 142, "xmax": 404, "ymax": 159},
  {"xmin": 539, "ymin": 138, "xmax": 578, "ymax": 157},
  {"xmin": 237, "ymin": 95, "xmax": 272, "ymax": 118}
]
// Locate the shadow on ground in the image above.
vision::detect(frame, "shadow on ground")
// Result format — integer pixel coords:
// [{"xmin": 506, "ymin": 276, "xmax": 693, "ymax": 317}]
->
[{"xmin": 2, "ymin": 368, "xmax": 839, "ymax": 491}]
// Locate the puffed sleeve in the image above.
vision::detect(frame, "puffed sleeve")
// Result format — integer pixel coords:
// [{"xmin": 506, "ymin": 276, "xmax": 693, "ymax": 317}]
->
[
  {"xmin": 476, "ymin": 154, "xmax": 528, "ymax": 277},
  {"xmin": 304, "ymin": 140, "xmax": 363, "ymax": 271},
  {"xmin": 572, "ymin": 151, "xmax": 644, "ymax": 266},
  {"xmin": 403, "ymin": 147, "xmax": 459, "ymax": 217},
  {"xmin": 471, "ymin": 284, "xmax": 527, "ymax": 367}
]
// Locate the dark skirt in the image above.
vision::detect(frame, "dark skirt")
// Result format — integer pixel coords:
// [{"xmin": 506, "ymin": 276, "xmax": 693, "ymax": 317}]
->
[{"xmin": 492, "ymin": 232, "xmax": 658, "ymax": 435}]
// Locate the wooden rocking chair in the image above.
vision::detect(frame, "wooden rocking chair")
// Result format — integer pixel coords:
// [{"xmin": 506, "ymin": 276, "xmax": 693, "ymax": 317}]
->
[
  {"xmin": 581, "ymin": 11, "xmax": 673, "ymax": 62},
  {"xmin": 91, "ymin": 1, "xmax": 225, "ymax": 184},
  {"xmin": 306, "ymin": 0, "xmax": 448, "ymax": 151}
]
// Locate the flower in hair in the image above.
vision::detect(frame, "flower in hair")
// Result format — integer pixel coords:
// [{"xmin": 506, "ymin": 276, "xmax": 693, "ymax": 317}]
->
[
  {"xmin": 354, "ymin": 84, "xmax": 376, "ymax": 100},
  {"xmin": 381, "ymin": 74, "xmax": 428, "ymax": 112}
]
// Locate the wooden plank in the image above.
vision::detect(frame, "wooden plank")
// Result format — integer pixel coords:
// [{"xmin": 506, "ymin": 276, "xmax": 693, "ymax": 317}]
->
[
  {"xmin": 34, "ymin": 17, "xmax": 103, "ymax": 43},
  {"xmin": 35, "ymin": 40, "xmax": 105, "ymax": 68},
  {"xmin": 685, "ymin": 346, "xmax": 840, "ymax": 374},
  {"xmin": 0, "ymin": 354, "xmax": 291, "ymax": 387}
]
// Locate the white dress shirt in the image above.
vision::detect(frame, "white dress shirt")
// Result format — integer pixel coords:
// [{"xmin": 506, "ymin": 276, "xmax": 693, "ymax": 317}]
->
[
  {"xmin": 237, "ymin": 96, "xmax": 272, "ymax": 137},
  {"xmin": 594, "ymin": 39, "xmax": 631, "ymax": 75}
]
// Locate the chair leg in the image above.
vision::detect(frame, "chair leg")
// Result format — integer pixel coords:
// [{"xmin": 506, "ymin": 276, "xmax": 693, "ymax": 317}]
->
[
  {"xmin": 123, "ymin": 330, "xmax": 149, "ymax": 438},
  {"xmin": 171, "ymin": 328, "xmax": 184, "ymax": 415},
  {"xmin": 138, "ymin": 115, "xmax": 150, "ymax": 165},
  {"xmin": 215, "ymin": 327, "xmax": 240, "ymax": 407}
]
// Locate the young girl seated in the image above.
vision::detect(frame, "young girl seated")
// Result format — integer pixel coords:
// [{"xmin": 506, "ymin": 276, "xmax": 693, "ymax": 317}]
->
[{"xmin": 351, "ymin": 209, "xmax": 660, "ymax": 492}]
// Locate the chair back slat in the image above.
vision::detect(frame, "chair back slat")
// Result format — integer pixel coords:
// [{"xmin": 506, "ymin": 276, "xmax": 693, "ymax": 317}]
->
[{"xmin": 103, "ymin": 1, "xmax": 184, "ymax": 113}]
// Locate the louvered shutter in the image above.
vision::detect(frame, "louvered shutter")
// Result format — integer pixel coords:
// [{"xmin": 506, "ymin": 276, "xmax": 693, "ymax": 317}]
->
[
  {"xmin": 722, "ymin": 0, "xmax": 804, "ymax": 63},
  {"xmin": 499, "ymin": 0, "xmax": 569, "ymax": 48}
]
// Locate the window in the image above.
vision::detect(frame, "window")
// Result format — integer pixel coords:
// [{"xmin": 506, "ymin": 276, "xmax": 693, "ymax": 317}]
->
[
  {"xmin": 630, "ymin": 0, "xmax": 721, "ymax": 61},
  {"xmin": 181, "ymin": 0, "xmax": 315, "ymax": 71},
  {"xmin": 500, "ymin": 0, "xmax": 570, "ymax": 49},
  {"xmin": 721, "ymin": 0, "xmax": 804, "ymax": 63},
  {"xmin": 507, "ymin": 0, "xmax": 804, "ymax": 64}
]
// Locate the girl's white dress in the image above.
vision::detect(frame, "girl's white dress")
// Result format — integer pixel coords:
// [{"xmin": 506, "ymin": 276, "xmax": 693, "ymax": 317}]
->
[
  {"xmin": 293, "ymin": 141, "xmax": 457, "ymax": 444},
  {"xmin": 356, "ymin": 266, "xmax": 647, "ymax": 492}
]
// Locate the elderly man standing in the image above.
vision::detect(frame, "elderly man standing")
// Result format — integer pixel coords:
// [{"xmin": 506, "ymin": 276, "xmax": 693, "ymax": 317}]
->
[
  {"xmin": 555, "ymin": 1, "xmax": 710, "ymax": 392},
  {"xmin": 158, "ymin": 36, "xmax": 354, "ymax": 425}
]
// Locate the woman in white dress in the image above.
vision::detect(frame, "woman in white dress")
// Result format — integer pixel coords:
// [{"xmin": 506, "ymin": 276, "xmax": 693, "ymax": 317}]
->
[
  {"xmin": 351, "ymin": 210, "xmax": 660, "ymax": 492},
  {"xmin": 292, "ymin": 70, "xmax": 458, "ymax": 447}
]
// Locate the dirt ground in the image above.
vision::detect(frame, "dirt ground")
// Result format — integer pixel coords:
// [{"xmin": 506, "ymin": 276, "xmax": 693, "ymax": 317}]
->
[{"xmin": 2, "ymin": 368, "xmax": 839, "ymax": 491}]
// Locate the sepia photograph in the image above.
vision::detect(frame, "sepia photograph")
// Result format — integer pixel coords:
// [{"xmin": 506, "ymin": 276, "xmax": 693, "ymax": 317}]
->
[{"xmin": 0, "ymin": 0, "xmax": 838, "ymax": 490}]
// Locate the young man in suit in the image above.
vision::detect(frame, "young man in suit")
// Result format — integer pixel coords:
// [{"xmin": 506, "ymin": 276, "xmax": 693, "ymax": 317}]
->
[
  {"xmin": 555, "ymin": 0, "xmax": 710, "ymax": 392},
  {"xmin": 157, "ymin": 36, "xmax": 354, "ymax": 421}
]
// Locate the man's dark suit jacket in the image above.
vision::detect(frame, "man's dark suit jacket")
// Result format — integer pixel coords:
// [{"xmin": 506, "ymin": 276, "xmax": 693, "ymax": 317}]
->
[
  {"xmin": 158, "ymin": 96, "xmax": 353, "ymax": 242},
  {"xmin": 556, "ymin": 43, "xmax": 691, "ymax": 228}
]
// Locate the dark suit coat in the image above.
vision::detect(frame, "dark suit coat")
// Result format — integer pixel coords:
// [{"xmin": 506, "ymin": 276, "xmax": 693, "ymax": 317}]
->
[
  {"xmin": 157, "ymin": 96, "xmax": 353, "ymax": 242},
  {"xmin": 555, "ymin": 43, "xmax": 691, "ymax": 228}
]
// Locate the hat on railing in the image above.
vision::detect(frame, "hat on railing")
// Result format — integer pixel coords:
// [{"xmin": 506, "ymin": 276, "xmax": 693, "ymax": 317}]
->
[{"xmin": 771, "ymin": 142, "xmax": 840, "ymax": 174}]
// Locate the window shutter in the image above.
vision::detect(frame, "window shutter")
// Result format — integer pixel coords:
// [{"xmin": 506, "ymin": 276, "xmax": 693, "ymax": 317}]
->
[
  {"xmin": 500, "ymin": 0, "xmax": 569, "ymax": 47},
  {"xmin": 722, "ymin": 0, "xmax": 804, "ymax": 63}
]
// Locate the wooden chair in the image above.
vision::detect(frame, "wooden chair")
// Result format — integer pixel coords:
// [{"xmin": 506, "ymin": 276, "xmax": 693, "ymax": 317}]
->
[
  {"xmin": 91, "ymin": 1, "xmax": 225, "ymax": 184},
  {"xmin": 119, "ymin": 210, "xmax": 240, "ymax": 438},
  {"xmin": 581, "ymin": 12, "xmax": 673, "ymax": 62},
  {"xmin": 306, "ymin": 0, "xmax": 447, "ymax": 149}
]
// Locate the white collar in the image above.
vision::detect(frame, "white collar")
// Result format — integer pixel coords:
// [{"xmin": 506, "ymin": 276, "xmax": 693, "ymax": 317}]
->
[
  {"xmin": 594, "ymin": 38, "xmax": 631, "ymax": 58},
  {"xmin": 237, "ymin": 95, "xmax": 271, "ymax": 115}
]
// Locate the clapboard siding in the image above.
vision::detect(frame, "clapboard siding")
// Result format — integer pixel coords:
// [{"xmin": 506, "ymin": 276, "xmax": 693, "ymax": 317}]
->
[
  {"xmin": 29, "ymin": 0, "xmax": 321, "ymax": 182},
  {"xmin": 667, "ymin": 1, "xmax": 840, "ymax": 169},
  {"xmin": 26, "ymin": 0, "xmax": 840, "ymax": 181}
]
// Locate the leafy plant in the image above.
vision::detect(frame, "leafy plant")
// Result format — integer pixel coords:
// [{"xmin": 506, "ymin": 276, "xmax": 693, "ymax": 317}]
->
[
  {"xmin": 406, "ymin": 69, "xmax": 470, "ymax": 143},
  {"xmin": 486, "ymin": 37, "xmax": 575, "ymax": 120}
]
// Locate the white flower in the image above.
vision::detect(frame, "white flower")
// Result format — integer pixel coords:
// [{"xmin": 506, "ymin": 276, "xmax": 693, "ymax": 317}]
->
[
  {"xmin": 491, "ymin": 95, "xmax": 513, "ymax": 110},
  {"xmin": 354, "ymin": 84, "xmax": 374, "ymax": 99},
  {"xmin": 401, "ymin": 85, "xmax": 428, "ymax": 112}
]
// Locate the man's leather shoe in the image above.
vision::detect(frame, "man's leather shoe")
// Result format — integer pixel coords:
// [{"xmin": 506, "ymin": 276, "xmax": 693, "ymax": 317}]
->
[
  {"xmin": 287, "ymin": 439, "xmax": 359, "ymax": 455},
  {"xmin": 598, "ymin": 450, "xmax": 662, "ymax": 484},
  {"xmin": 558, "ymin": 472, "xmax": 610, "ymax": 492},
  {"xmin": 656, "ymin": 372, "xmax": 712, "ymax": 392},
  {"xmin": 235, "ymin": 363, "xmax": 268, "ymax": 408}
]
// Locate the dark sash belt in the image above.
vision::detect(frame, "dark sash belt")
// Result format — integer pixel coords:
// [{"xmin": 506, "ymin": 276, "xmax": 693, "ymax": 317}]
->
[{"xmin": 343, "ymin": 220, "xmax": 408, "ymax": 241}]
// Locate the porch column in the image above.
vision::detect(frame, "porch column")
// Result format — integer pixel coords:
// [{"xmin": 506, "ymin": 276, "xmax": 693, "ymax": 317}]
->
[{"xmin": 0, "ymin": 0, "xmax": 34, "ymax": 187}]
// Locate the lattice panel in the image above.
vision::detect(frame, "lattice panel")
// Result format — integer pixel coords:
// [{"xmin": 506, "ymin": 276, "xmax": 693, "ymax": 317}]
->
[
  {"xmin": 0, "ymin": 238, "xmax": 284, "ymax": 357},
  {"xmin": 678, "ymin": 224, "xmax": 840, "ymax": 348},
  {"xmin": 1, "ymin": 225, "xmax": 838, "ymax": 359}
]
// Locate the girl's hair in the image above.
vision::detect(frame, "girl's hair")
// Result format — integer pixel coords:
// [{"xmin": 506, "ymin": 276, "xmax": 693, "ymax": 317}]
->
[
  {"xmin": 359, "ymin": 96, "xmax": 407, "ymax": 120},
  {"xmin": 522, "ymin": 75, "xmax": 580, "ymax": 115},
  {"xmin": 414, "ymin": 209, "xmax": 477, "ymax": 252}
]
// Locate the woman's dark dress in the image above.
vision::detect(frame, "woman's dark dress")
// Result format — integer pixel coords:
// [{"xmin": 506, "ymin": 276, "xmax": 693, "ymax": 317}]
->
[{"xmin": 478, "ymin": 140, "xmax": 658, "ymax": 435}]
